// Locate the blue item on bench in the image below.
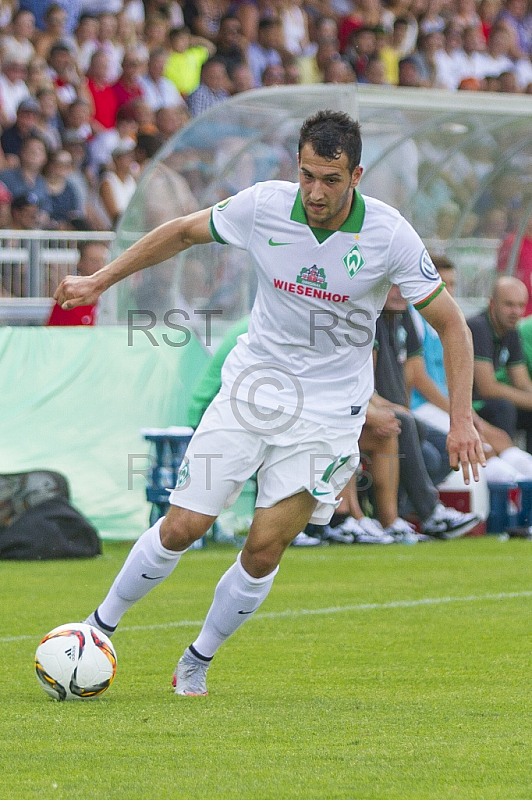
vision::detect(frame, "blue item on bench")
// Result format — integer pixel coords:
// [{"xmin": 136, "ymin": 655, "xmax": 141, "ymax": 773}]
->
[{"xmin": 141, "ymin": 426, "xmax": 194, "ymax": 526}]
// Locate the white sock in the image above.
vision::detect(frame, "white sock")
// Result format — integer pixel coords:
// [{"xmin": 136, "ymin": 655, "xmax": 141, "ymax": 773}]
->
[
  {"xmin": 94, "ymin": 518, "xmax": 185, "ymax": 631},
  {"xmin": 500, "ymin": 447, "xmax": 532, "ymax": 479},
  {"xmin": 485, "ymin": 455, "xmax": 526, "ymax": 483},
  {"xmin": 192, "ymin": 552, "xmax": 279, "ymax": 659}
]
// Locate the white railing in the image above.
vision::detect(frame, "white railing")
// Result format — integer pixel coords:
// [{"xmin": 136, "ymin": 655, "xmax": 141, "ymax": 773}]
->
[{"xmin": 0, "ymin": 230, "xmax": 115, "ymax": 325}]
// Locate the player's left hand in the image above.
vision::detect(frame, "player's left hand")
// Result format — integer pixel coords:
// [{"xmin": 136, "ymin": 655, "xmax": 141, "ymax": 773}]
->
[{"xmin": 447, "ymin": 419, "xmax": 487, "ymax": 485}]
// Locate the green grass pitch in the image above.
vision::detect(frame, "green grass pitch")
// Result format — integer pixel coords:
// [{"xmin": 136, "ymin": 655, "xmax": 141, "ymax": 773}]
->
[{"xmin": 1, "ymin": 536, "xmax": 531, "ymax": 800}]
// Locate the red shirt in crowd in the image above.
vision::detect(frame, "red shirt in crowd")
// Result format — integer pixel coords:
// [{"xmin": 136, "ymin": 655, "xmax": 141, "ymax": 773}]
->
[
  {"xmin": 112, "ymin": 79, "xmax": 143, "ymax": 109},
  {"xmin": 87, "ymin": 78, "xmax": 119, "ymax": 128}
]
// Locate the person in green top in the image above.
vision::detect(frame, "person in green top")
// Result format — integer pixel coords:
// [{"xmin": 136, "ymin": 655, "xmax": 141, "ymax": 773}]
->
[{"xmin": 188, "ymin": 315, "xmax": 249, "ymax": 428}]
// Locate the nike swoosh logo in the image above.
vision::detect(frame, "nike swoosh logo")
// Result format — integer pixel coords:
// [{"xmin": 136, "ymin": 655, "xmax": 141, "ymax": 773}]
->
[
  {"xmin": 312, "ymin": 489, "xmax": 330, "ymax": 497},
  {"xmin": 268, "ymin": 238, "xmax": 291, "ymax": 246},
  {"xmin": 142, "ymin": 573, "xmax": 164, "ymax": 580},
  {"xmin": 237, "ymin": 609, "xmax": 256, "ymax": 615}
]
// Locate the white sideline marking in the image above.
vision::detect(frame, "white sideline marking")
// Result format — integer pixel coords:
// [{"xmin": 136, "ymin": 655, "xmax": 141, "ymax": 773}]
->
[{"xmin": 4, "ymin": 589, "xmax": 532, "ymax": 644}]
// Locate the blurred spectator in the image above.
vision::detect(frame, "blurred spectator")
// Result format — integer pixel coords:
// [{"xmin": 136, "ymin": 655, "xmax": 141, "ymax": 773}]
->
[
  {"xmin": 134, "ymin": 130, "xmax": 164, "ymax": 173},
  {"xmin": 228, "ymin": 62, "xmax": 254, "ymax": 94},
  {"xmin": 74, "ymin": 13, "xmax": 100, "ymax": 74},
  {"xmin": 89, "ymin": 104, "xmax": 138, "ymax": 172},
  {"xmin": 344, "ymin": 26, "xmax": 377, "ymax": 81},
  {"xmin": 479, "ymin": 0, "xmax": 500, "ymax": 43},
  {"xmin": 360, "ymin": 53, "xmax": 388, "ymax": 84},
  {"xmin": 215, "ymin": 15, "xmax": 247, "ymax": 75},
  {"xmin": 47, "ymin": 240, "xmax": 109, "ymax": 325},
  {"xmin": 411, "ymin": 30, "xmax": 445, "ymax": 86},
  {"xmin": 1, "ymin": 97, "xmax": 40, "ymax": 160},
  {"xmin": 97, "ymin": 12, "xmax": 124, "ymax": 83},
  {"xmin": 0, "ymin": 58, "xmax": 30, "ymax": 125},
  {"xmin": 63, "ymin": 98, "xmax": 93, "ymax": 141},
  {"xmin": 34, "ymin": 4, "xmax": 72, "ymax": 59},
  {"xmin": 433, "ymin": 23, "xmax": 465, "ymax": 90},
  {"xmin": 398, "ymin": 55, "xmax": 428, "ymax": 87},
  {"xmin": 35, "ymin": 87, "xmax": 62, "ymax": 151},
  {"xmin": 143, "ymin": 14, "xmax": 170, "ymax": 54},
  {"xmin": 1, "ymin": 8, "xmax": 35, "ymax": 65},
  {"xmin": 379, "ymin": 17, "xmax": 411, "ymax": 84},
  {"xmin": 155, "ymin": 104, "xmax": 190, "ymax": 140},
  {"xmin": 139, "ymin": 47, "xmax": 185, "ymax": 110},
  {"xmin": 187, "ymin": 57, "xmax": 230, "ymax": 116},
  {"xmin": 112, "ymin": 50, "xmax": 145, "ymax": 109},
  {"xmin": 499, "ymin": 69, "xmax": 520, "ymax": 92},
  {"xmin": 99, "ymin": 138, "xmax": 137, "ymax": 227},
  {"xmin": 47, "ymin": 41, "xmax": 81, "ymax": 114},
  {"xmin": 20, "ymin": 0, "xmax": 81, "ymax": 36},
  {"xmin": 164, "ymin": 25, "xmax": 215, "ymax": 97},
  {"xmin": 454, "ymin": 0, "xmax": 482, "ymax": 32},
  {"xmin": 62, "ymin": 130, "xmax": 106, "ymax": 230},
  {"xmin": 476, "ymin": 24, "xmax": 515, "ymax": 81},
  {"xmin": 0, "ymin": 135, "xmax": 52, "ymax": 218},
  {"xmin": 43, "ymin": 149, "xmax": 83, "ymax": 227},
  {"xmin": 278, "ymin": 0, "xmax": 310, "ymax": 56},
  {"xmin": 247, "ymin": 18, "xmax": 284, "ymax": 87},
  {"xmin": 453, "ymin": 25, "xmax": 486, "ymax": 87},
  {"xmin": 86, "ymin": 50, "xmax": 119, "ymax": 130},
  {"xmin": 419, "ymin": 0, "xmax": 446, "ymax": 36},
  {"xmin": 10, "ymin": 190, "xmax": 40, "ymax": 231},
  {"xmin": 323, "ymin": 57, "xmax": 356, "ymax": 83},
  {"xmin": 261, "ymin": 63, "xmax": 286, "ymax": 85},
  {"xmin": 183, "ymin": 0, "xmax": 224, "ymax": 41},
  {"xmin": 25, "ymin": 57, "xmax": 53, "ymax": 95},
  {"xmin": 299, "ymin": 39, "xmax": 341, "ymax": 84},
  {"xmin": 496, "ymin": 0, "xmax": 532, "ymax": 59}
]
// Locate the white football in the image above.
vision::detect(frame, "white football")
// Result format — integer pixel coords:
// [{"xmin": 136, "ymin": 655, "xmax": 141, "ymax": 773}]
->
[{"xmin": 35, "ymin": 623, "xmax": 117, "ymax": 701}]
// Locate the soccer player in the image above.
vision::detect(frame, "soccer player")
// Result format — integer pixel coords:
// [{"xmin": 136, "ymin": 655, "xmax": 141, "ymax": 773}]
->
[{"xmin": 54, "ymin": 110, "xmax": 485, "ymax": 696}]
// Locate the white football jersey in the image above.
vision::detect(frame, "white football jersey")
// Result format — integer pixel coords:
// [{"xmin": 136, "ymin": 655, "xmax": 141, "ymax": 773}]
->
[{"xmin": 210, "ymin": 180, "xmax": 443, "ymax": 426}]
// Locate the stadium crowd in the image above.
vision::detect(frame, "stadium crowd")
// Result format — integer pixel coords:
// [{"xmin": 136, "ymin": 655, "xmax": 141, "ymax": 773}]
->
[{"xmin": 0, "ymin": 0, "xmax": 529, "ymax": 230}]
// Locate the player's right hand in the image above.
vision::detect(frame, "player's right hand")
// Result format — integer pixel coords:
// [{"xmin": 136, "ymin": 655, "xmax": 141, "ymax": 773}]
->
[{"xmin": 54, "ymin": 275, "xmax": 101, "ymax": 310}]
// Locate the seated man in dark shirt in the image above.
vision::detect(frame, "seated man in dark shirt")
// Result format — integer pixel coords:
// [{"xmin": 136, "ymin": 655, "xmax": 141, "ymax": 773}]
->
[
  {"xmin": 374, "ymin": 285, "xmax": 480, "ymax": 538},
  {"xmin": 0, "ymin": 97, "xmax": 40, "ymax": 161},
  {"xmin": 468, "ymin": 276, "xmax": 532, "ymax": 453}
]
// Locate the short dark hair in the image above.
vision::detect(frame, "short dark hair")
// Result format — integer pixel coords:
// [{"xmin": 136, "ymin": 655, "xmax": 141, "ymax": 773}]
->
[
  {"xmin": 298, "ymin": 110, "xmax": 361, "ymax": 172},
  {"xmin": 431, "ymin": 254, "xmax": 455, "ymax": 272}
]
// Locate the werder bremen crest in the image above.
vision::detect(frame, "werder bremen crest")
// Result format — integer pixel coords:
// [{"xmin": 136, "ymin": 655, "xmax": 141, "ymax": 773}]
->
[
  {"xmin": 175, "ymin": 460, "xmax": 190, "ymax": 488},
  {"xmin": 296, "ymin": 264, "xmax": 327, "ymax": 289},
  {"xmin": 343, "ymin": 244, "xmax": 365, "ymax": 279}
]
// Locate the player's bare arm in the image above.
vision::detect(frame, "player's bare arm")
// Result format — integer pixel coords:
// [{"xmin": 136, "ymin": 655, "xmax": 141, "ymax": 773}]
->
[
  {"xmin": 54, "ymin": 207, "xmax": 214, "ymax": 310},
  {"xmin": 420, "ymin": 288, "xmax": 486, "ymax": 483}
]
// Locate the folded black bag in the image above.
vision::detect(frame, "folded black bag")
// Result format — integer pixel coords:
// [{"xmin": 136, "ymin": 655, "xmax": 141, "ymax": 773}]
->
[{"xmin": 0, "ymin": 471, "xmax": 101, "ymax": 560}]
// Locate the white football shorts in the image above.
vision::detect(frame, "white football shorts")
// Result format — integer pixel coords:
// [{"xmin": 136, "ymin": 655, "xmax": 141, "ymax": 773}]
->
[{"xmin": 168, "ymin": 394, "xmax": 365, "ymax": 524}]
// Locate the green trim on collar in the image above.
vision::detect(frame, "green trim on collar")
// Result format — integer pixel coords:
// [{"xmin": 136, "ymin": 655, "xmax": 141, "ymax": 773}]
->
[
  {"xmin": 290, "ymin": 189, "xmax": 366, "ymax": 243},
  {"xmin": 209, "ymin": 210, "xmax": 227, "ymax": 244}
]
